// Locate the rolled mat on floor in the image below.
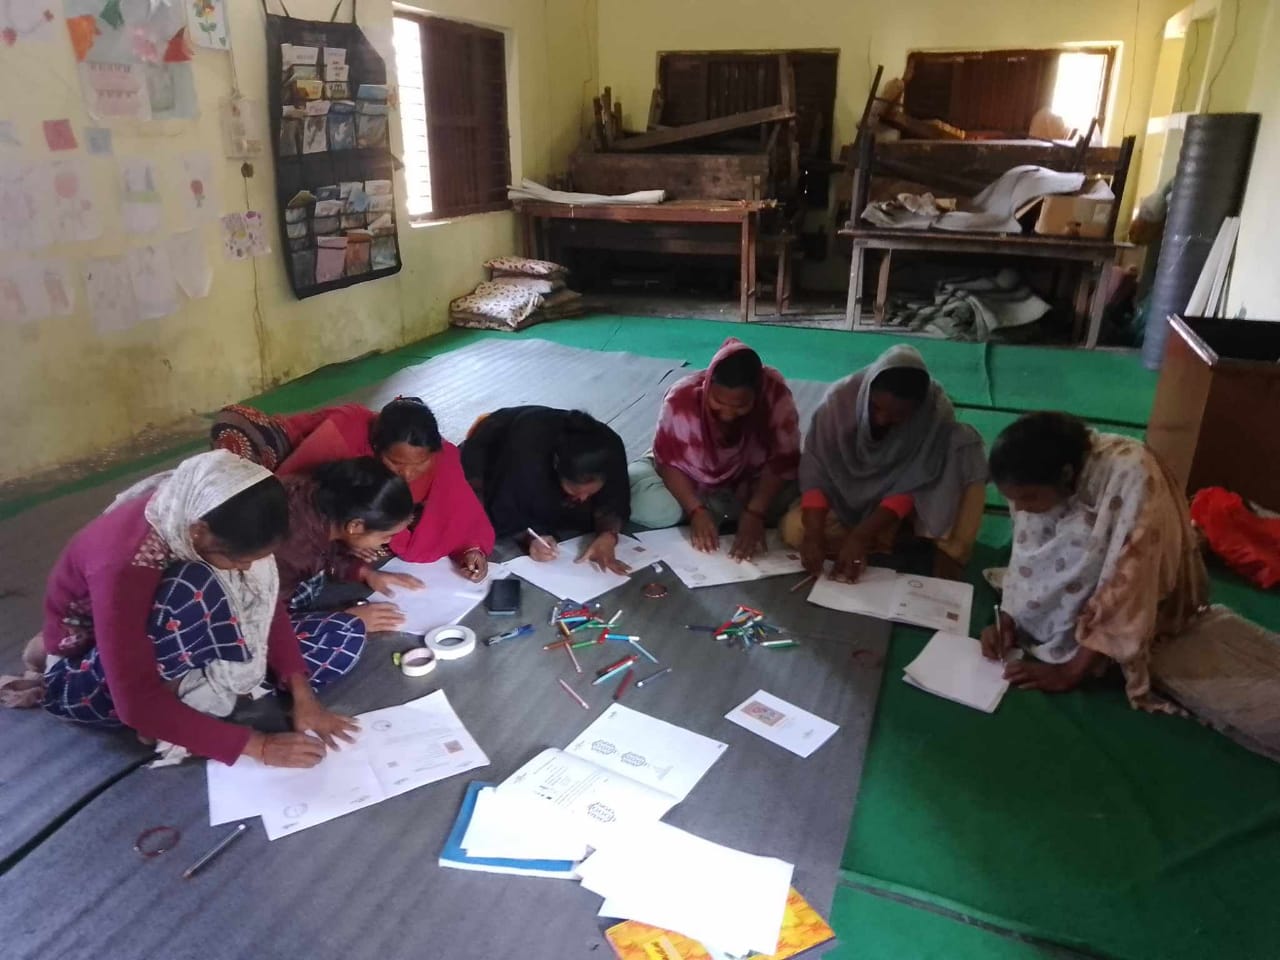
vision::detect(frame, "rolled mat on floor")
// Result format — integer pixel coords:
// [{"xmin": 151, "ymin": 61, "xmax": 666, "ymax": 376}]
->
[{"xmin": 1142, "ymin": 113, "xmax": 1260, "ymax": 369}]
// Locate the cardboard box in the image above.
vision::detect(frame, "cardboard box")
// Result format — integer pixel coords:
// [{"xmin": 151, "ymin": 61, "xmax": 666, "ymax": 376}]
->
[{"xmin": 1035, "ymin": 179, "xmax": 1115, "ymax": 239}]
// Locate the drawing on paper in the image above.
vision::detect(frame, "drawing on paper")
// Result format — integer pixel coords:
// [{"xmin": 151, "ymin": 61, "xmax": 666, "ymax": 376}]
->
[
  {"xmin": 179, "ymin": 151, "xmax": 217, "ymax": 223},
  {"xmin": 743, "ymin": 700, "xmax": 786, "ymax": 727},
  {"xmin": 119, "ymin": 157, "xmax": 163, "ymax": 234},
  {"xmin": 0, "ymin": 162, "xmax": 49, "ymax": 252},
  {"xmin": 0, "ymin": 2, "xmax": 59, "ymax": 46},
  {"xmin": 50, "ymin": 160, "xmax": 102, "ymax": 244},
  {"xmin": 127, "ymin": 243, "xmax": 178, "ymax": 320},
  {"xmin": 187, "ymin": 0, "xmax": 231, "ymax": 51},
  {"xmin": 83, "ymin": 256, "xmax": 139, "ymax": 333}
]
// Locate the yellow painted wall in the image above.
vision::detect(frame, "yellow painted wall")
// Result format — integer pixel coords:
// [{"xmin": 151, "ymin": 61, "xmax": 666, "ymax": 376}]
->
[
  {"xmin": 0, "ymin": 0, "xmax": 596, "ymax": 484},
  {"xmin": 1229, "ymin": 0, "xmax": 1280, "ymax": 318}
]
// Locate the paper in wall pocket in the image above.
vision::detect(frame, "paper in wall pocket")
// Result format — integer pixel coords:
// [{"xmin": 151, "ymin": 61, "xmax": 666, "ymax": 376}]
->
[
  {"xmin": 313, "ymin": 199, "xmax": 344, "ymax": 218},
  {"xmin": 302, "ymin": 116, "xmax": 327, "ymax": 154},
  {"xmin": 345, "ymin": 231, "xmax": 372, "ymax": 275},
  {"xmin": 312, "ymin": 215, "xmax": 340, "ymax": 235},
  {"xmin": 284, "ymin": 205, "xmax": 308, "ymax": 224},
  {"xmin": 356, "ymin": 115, "xmax": 388, "ymax": 149},
  {"xmin": 367, "ymin": 194, "xmax": 395, "ymax": 214},
  {"xmin": 288, "ymin": 235, "xmax": 311, "ymax": 253},
  {"xmin": 279, "ymin": 117, "xmax": 301, "ymax": 157},
  {"xmin": 325, "ymin": 82, "xmax": 350, "ymax": 101},
  {"xmin": 291, "ymin": 249, "xmax": 316, "ymax": 288},
  {"xmin": 356, "ymin": 100, "xmax": 389, "ymax": 117},
  {"xmin": 372, "ymin": 236, "xmax": 398, "ymax": 271},
  {"xmin": 316, "ymin": 236, "xmax": 347, "ymax": 283},
  {"xmin": 340, "ymin": 213, "xmax": 366, "ymax": 230},
  {"xmin": 286, "ymin": 220, "xmax": 309, "ymax": 240},
  {"xmin": 315, "ymin": 185, "xmax": 340, "ymax": 202},
  {"xmin": 364, "ymin": 179, "xmax": 392, "ymax": 196},
  {"xmin": 329, "ymin": 113, "xmax": 355, "ymax": 151},
  {"xmin": 357, "ymin": 84, "xmax": 388, "ymax": 101}
]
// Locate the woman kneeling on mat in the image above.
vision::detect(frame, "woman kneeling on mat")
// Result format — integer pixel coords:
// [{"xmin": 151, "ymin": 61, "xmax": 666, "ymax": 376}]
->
[
  {"xmin": 982, "ymin": 412, "xmax": 1207, "ymax": 699},
  {"xmin": 211, "ymin": 397, "xmax": 494, "ymax": 582},
  {"xmin": 629, "ymin": 337, "xmax": 800, "ymax": 560},
  {"xmin": 275, "ymin": 458, "xmax": 420, "ymax": 636},
  {"xmin": 462, "ymin": 406, "xmax": 632, "ymax": 574},
  {"xmin": 781, "ymin": 345, "xmax": 987, "ymax": 582},
  {"xmin": 31, "ymin": 451, "xmax": 358, "ymax": 767}
]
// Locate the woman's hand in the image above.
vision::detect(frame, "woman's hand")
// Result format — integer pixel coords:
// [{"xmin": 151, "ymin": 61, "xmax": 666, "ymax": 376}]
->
[
  {"xmin": 689, "ymin": 506, "xmax": 720, "ymax": 553},
  {"xmin": 346, "ymin": 602, "xmax": 406, "ymax": 633},
  {"xmin": 528, "ymin": 533, "xmax": 559, "ymax": 563},
  {"xmin": 245, "ymin": 731, "xmax": 327, "ymax": 768},
  {"xmin": 980, "ymin": 611, "xmax": 1018, "ymax": 661},
  {"xmin": 1003, "ymin": 659, "xmax": 1085, "ymax": 693},
  {"xmin": 457, "ymin": 548, "xmax": 488, "ymax": 582},
  {"xmin": 577, "ymin": 532, "xmax": 632, "ymax": 575},
  {"xmin": 363, "ymin": 568, "xmax": 424, "ymax": 597},
  {"xmin": 729, "ymin": 509, "xmax": 766, "ymax": 561},
  {"xmin": 291, "ymin": 693, "xmax": 359, "ymax": 750},
  {"xmin": 831, "ymin": 530, "xmax": 871, "ymax": 582},
  {"xmin": 349, "ymin": 545, "xmax": 387, "ymax": 564},
  {"xmin": 800, "ymin": 530, "xmax": 826, "ymax": 576}
]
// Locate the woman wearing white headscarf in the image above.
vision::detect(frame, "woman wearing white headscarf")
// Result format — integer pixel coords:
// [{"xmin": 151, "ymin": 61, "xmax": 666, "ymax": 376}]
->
[
  {"xmin": 781, "ymin": 345, "xmax": 988, "ymax": 580},
  {"xmin": 27, "ymin": 451, "xmax": 359, "ymax": 767}
]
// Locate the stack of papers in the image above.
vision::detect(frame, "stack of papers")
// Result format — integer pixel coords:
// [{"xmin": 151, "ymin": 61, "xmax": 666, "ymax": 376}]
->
[
  {"xmin": 440, "ymin": 781, "xmax": 583, "ymax": 878},
  {"xmin": 582, "ymin": 821, "xmax": 794, "ymax": 957},
  {"xmin": 807, "ymin": 566, "xmax": 973, "ymax": 632},
  {"xmin": 903, "ymin": 631, "xmax": 1013, "ymax": 713},
  {"xmin": 366, "ymin": 557, "xmax": 500, "ymax": 636},
  {"xmin": 635, "ymin": 528, "xmax": 804, "ymax": 588},
  {"xmin": 206, "ymin": 691, "xmax": 488, "ymax": 839},
  {"xmin": 504, "ymin": 534, "xmax": 658, "ymax": 601}
]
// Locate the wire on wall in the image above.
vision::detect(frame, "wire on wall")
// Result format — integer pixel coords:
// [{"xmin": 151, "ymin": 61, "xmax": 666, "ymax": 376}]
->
[
  {"xmin": 1174, "ymin": 11, "xmax": 1201, "ymax": 111},
  {"xmin": 1120, "ymin": 0, "xmax": 1142, "ymax": 134},
  {"xmin": 1204, "ymin": 0, "xmax": 1240, "ymax": 109},
  {"xmin": 241, "ymin": 171, "xmax": 271, "ymax": 393}
]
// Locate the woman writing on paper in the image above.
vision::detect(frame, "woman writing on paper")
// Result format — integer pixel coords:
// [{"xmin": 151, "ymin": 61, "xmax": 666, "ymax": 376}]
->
[
  {"xmin": 275, "ymin": 457, "xmax": 419, "ymax": 637},
  {"xmin": 981, "ymin": 412, "xmax": 1207, "ymax": 698},
  {"xmin": 629, "ymin": 338, "xmax": 801, "ymax": 560},
  {"xmin": 461, "ymin": 406, "xmax": 632, "ymax": 574},
  {"xmin": 17, "ymin": 452, "xmax": 358, "ymax": 768},
  {"xmin": 782, "ymin": 345, "xmax": 987, "ymax": 582},
  {"xmin": 211, "ymin": 397, "xmax": 494, "ymax": 581}
]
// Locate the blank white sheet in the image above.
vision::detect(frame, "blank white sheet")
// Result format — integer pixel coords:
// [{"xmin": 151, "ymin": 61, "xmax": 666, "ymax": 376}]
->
[
  {"xmin": 903, "ymin": 631, "xmax": 1013, "ymax": 713},
  {"xmin": 365, "ymin": 556, "xmax": 497, "ymax": 636},
  {"xmin": 503, "ymin": 534, "xmax": 651, "ymax": 601}
]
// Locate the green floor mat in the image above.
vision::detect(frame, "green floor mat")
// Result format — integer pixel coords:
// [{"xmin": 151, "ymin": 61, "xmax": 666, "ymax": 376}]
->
[
  {"xmin": 827, "ymin": 885, "xmax": 1066, "ymax": 960},
  {"xmin": 842, "ymin": 514, "xmax": 1280, "ymax": 959}
]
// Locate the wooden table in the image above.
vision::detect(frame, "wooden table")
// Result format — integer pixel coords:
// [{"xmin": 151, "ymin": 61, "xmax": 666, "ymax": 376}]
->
[
  {"xmin": 516, "ymin": 199, "xmax": 776, "ymax": 322},
  {"xmin": 840, "ymin": 226, "xmax": 1127, "ymax": 347}
]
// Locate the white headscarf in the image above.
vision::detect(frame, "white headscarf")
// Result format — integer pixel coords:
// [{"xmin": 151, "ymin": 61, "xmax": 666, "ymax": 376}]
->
[{"xmin": 110, "ymin": 450, "xmax": 282, "ymax": 719}]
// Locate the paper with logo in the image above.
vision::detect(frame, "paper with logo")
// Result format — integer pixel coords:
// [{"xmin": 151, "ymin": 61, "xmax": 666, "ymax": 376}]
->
[
  {"xmin": 0, "ymin": 259, "xmax": 72, "ymax": 325},
  {"xmin": 179, "ymin": 151, "xmax": 218, "ymax": 224},
  {"xmin": 725, "ymin": 690, "xmax": 839, "ymax": 759},
  {"xmin": 186, "ymin": 0, "xmax": 230, "ymax": 50}
]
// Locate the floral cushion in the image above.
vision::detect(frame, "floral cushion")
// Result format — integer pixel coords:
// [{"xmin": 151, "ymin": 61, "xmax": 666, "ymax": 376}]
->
[
  {"xmin": 483, "ymin": 255, "xmax": 568, "ymax": 279},
  {"xmin": 449, "ymin": 282, "xmax": 544, "ymax": 331}
]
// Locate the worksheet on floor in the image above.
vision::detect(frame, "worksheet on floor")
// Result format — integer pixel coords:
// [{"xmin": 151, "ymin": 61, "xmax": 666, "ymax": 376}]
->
[
  {"xmin": 206, "ymin": 690, "xmax": 488, "ymax": 839},
  {"xmin": 365, "ymin": 557, "xmax": 499, "ymax": 636},
  {"xmin": 503, "ymin": 534, "xmax": 652, "ymax": 601},
  {"xmin": 564, "ymin": 703, "xmax": 728, "ymax": 802},
  {"xmin": 635, "ymin": 527, "xmax": 804, "ymax": 588},
  {"xmin": 903, "ymin": 631, "xmax": 1014, "ymax": 713},
  {"xmin": 725, "ymin": 689, "xmax": 840, "ymax": 758},
  {"xmin": 807, "ymin": 567, "xmax": 973, "ymax": 632}
]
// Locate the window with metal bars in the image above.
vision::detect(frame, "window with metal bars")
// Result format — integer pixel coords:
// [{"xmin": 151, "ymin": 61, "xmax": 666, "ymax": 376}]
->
[{"xmin": 393, "ymin": 13, "xmax": 511, "ymax": 220}]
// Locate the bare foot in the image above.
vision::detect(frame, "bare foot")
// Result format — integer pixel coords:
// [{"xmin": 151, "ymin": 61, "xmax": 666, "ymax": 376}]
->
[{"xmin": 22, "ymin": 634, "xmax": 45, "ymax": 674}]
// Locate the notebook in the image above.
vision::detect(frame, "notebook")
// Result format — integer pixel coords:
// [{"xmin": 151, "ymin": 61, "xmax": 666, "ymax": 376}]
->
[
  {"xmin": 439, "ymin": 781, "xmax": 580, "ymax": 879},
  {"xmin": 902, "ymin": 631, "xmax": 1014, "ymax": 713},
  {"xmin": 604, "ymin": 887, "xmax": 836, "ymax": 960},
  {"xmin": 635, "ymin": 528, "xmax": 804, "ymax": 589},
  {"xmin": 806, "ymin": 567, "xmax": 973, "ymax": 633}
]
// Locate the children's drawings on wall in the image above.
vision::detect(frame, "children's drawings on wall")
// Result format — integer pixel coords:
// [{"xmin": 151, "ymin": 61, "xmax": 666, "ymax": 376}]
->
[
  {"xmin": 186, "ymin": 0, "xmax": 230, "ymax": 51},
  {"xmin": 0, "ymin": 121, "xmax": 20, "ymax": 148},
  {"xmin": 43, "ymin": 119, "xmax": 78, "ymax": 152},
  {"xmin": 221, "ymin": 211, "xmax": 270, "ymax": 261},
  {"xmin": 0, "ymin": 162, "xmax": 50, "ymax": 252},
  {"xmin": 170, "ymin": 228, "xmax": 212, "ymax": 298},
  {"xmin": 66, "ymin": 0, "xmax": 197, "ymax": 122},
  {"xmin": 0, "ymin": 2, "xmax": 60, "ymax": 47},
  {"xmin": 50, "ymin": 159, "xmax": 102, "ymax": 244},
  {"xmin": 83, "ymin": 255, "xmax": 139, "ymax": 333},
  {"xmin": 85, "ymin": 127, "xmax": 113, "ymax": 156},
  {"xmin": 119, "ymin": 157, "xmax": 163, "ymax": 234},
  {"xmin": 0, "ymin": 259, "xmax": 71, "ymax": 325},
  {"xmin": 127, "ymin": 243, "xmax": 178, "ymax": 319},
  {"xmin": 179, "ymin": 151, "xmax": 218, "ymax": 225}
]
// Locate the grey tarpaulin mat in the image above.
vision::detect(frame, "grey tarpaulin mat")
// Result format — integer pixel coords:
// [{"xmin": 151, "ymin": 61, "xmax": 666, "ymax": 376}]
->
[
  {"xmin": 0, "ymin": 340, "xmax": 689, "ymax": 860},
  {"xmin": 0, "ymin": 562, "xmax": 888, "ymax": 960},
  {"xmin": 338, "ymin": 338, "xmax": 687, "ymax": 445}
]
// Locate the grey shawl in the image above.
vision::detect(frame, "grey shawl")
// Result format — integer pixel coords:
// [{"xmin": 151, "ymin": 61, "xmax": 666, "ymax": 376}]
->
[{"xmin": 798, "ymin": 345, "xmax": 986, "ymax": 537}]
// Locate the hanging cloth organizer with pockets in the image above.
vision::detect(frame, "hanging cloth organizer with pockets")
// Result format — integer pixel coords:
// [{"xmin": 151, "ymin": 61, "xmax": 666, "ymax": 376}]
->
[{"xmin": 263, "ymin": 0, "xmax": 402, "ymax": 298}]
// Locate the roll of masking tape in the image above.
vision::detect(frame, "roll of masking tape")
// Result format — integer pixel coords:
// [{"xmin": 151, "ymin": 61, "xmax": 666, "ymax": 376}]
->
[
  {"xmin": 397, "ymin": 647, "xmax": 437, "ymax": 677},
  {"xmin": 426, "ymin": 625, "xmax": 477, "ymax": 661}
]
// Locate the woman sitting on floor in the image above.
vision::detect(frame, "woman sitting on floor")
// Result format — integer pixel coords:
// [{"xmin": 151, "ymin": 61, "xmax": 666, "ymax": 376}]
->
[
  {"xmin": 275, "ymin": 457, "xmax": 421, "ymax": 636},
  {"xmin": 211, "ymin": 397, "xmax": 494, "ymax": 581},
  {"xmin": 461, "ymin": 406, "xmax": 632, "ymax": 573},
  {"xmin": 781, "ymin": 344, "xmax": 987, "ymax": 581},
  {"xmin": 981, "ymin": 412, "xmax": 1207, "ymax": 698},
  {"xmin": 629, "ymin": 337, "xmax": 800, "ymax": 560},
  {"xmin": 28, "ymin": 451, "xmax": 358, "ymax": 768}
]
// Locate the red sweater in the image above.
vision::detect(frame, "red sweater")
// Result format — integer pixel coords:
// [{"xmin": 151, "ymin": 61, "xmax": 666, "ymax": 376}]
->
[{"xmin": 42, "ymin": 495, "xmax": 308, "ymax": 765}]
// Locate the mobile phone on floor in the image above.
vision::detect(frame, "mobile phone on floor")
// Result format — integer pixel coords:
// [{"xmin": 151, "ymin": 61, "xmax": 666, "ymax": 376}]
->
[{"xmin": 485, "ymin": 577, "xmax": 521, "ymax": 616}]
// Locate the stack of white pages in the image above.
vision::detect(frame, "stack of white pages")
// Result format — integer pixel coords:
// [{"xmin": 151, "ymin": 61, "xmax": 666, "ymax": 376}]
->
[
  {"xmin": 807, "ymin": 566, "xmax": 973, "ymax": 632},
  {"xmin": 635, "ymin": 527, "xmax": 804, "ymax": 589},
  {"xmin": 903, "ymin": 631, "xmax": 1014, "ymax": 713}
]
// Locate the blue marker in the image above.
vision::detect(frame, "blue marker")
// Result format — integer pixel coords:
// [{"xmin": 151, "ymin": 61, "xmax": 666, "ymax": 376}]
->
[{"xmin": 484, "ymin": 623, "xmax": 535, "ymax": 647}]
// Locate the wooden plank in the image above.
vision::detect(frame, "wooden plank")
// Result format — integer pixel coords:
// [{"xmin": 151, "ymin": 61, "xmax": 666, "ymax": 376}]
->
[
  {"xmin": 1105, "ymin": 135, "xmax": 1136, "ymax": 239},
  {"xmin": 648, "ymin": 88, "xmax": 664, "ymax": 129},
  {"xmin": 611, "ymin": 105, "xmax": 796, "ymax": 152},
  {"xmin": 516, "ymin": 199, "xmax": 766, "ymax": 225},
  {"xmin": 872, "ymin": 140, "xmax": 1124, "ymax": 181},
  {"xmin": 872, "ymin": 156, "xmax": 986, "ymax": 196},
  {"xmin": 591, "ymin": 96, "xmax": 607, "ymax": 151},
  {"xmin": 569, "ymin": 151, "xmax": 770, "ymax": 201}
]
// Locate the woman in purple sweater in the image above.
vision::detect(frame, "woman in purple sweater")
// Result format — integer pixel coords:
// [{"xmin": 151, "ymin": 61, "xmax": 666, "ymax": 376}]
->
[{"xmin": 21, "ymin": 451, "xmax": 360, "ymax": 767}]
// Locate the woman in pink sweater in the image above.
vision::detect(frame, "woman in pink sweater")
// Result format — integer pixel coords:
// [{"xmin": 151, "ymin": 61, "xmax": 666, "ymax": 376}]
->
[{"xmin": 32, "ymin": 451, "xmax": 359, "ymax": 768}]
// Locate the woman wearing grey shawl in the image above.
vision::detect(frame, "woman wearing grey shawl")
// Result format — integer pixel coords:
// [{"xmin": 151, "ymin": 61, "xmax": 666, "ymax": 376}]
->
[{"xmin": 781, "ymin": 345, "xmax": 987, "ymax": 581}]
